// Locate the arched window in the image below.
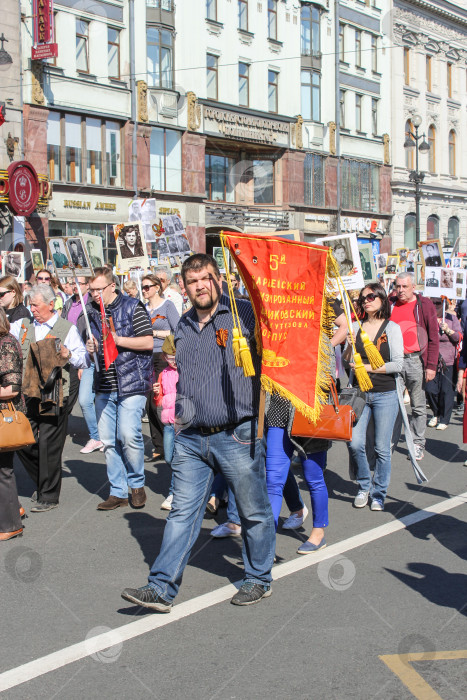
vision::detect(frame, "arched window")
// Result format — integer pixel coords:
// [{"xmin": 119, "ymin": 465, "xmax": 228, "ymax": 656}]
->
[
  {"xmin": 404, "ymin": 213, "xmax": 417, "ymax": 249},
  {"xmin": 428, "ymin": 125, "xmax": 436, "ymax": 173},
  {"xmin": 448, "ymin": 130, "xmax": 456, "ymax": 176},
  {"xmin": 405, "ymin": 119, "xmax": 414, "ymax": 169},
  {"xmin": 448, "ymin": 217, "xmax": 459, "ymax": 245},
  {"xmin": 427, "ymin": 214, "xmax": 439, "ymax": 240}
]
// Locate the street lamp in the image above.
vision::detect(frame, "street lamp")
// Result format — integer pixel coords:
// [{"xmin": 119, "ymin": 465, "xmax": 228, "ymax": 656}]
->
[{"xmin": 404, "ymin": 114, "xmax": 430, "ymax": 244}]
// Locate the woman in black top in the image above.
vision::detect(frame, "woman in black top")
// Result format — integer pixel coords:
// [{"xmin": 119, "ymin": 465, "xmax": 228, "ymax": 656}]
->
[
  {"xmin": 0, "ymin": 276, "xmax": 31, "ymax": 323},
  {"xmin": 345, "ymin": 284, "xmax": 404, "ymax": 511}
]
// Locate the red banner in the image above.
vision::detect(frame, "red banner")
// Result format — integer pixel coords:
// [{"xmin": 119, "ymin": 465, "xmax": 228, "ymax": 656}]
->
[
  {"xmin": 99, "ymin": 296, "xmax": 118, "ymax": 370},
  {"xmin": 33, "ymin": 0, "xmax": 53, "ymax": 46},
  {"xmin": 222, "ymin": 232, "xmax": 333, "ymax": 422}
]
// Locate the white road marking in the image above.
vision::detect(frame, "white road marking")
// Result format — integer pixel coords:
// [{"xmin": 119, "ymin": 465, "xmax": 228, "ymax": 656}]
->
[{"xmin": 0, "ymin": 491, "xmax": 466, "ymax": 693}]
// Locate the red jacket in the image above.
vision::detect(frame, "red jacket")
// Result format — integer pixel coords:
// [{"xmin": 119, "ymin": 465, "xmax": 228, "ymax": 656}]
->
[{"xmin": 392, "ymin": 294, "xmax": 439, "ymax": 372}]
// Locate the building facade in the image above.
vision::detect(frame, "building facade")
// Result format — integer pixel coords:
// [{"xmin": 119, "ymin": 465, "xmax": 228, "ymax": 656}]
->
[
  {"xmin": 10, "ymin": 0, "xmax": 396, "ymax": 266},
  {"xmin": 391, "ymin": 0, "xmax": 467, "ymax": 251}
]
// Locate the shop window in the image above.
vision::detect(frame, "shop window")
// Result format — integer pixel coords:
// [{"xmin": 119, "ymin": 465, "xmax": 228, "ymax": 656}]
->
[
  {"xmin": 105, "ymin": 122, "xmax": 121, "ymax": 187},
  {"xmin": 341, "ymin": 160, "xmax": 380, "ymax": 213},
  {"xmin": 448, "ymin": 130, "xmax": 456, "ymax": 176},
  {"xmin": 301, "ymin": 5, "xmax": 320, "ymax": 56},
  {"xmin": 404, "ymin": 213, "xmax": 416, "ymax": 249},
  {"xmin": 239, "ymin": 62, "xmax": 249, "ymax": 107},
  {"xmin": 147, "ymin": 27, "xmax": 173, "ymax": 89},
  {"xmin": 65, "ymin": 114, "xmax": 82, "ymax": 183},
  {"xmin": 253, "ymin": 160, "xmax": 274, "ymax": 204},
  {"xmin": 205, "ymin": 154, "xmax": 235, "ymax": 202},
  {"xmin": 238, "ymin": 0, "xmax": 248, "ymax": 31},
  {"xmin": 108, "ymin": 28, "xmax": 120, "ymax": 79},
  {"xmin": 268, "ymin": 0, "xmax": 277, "ymax": 40},
  {"xmin": 428, "ymin": 125, "xmax": 436, "ymax": 173},
  {"xmin": 304, "ymin": 153, "xmax": 325, "ymax": 207},
  {"xmin": 207, "ymin": 54, "xmax": 218, "ymax": 100},
  {"xmin": 150, "ymin": 127, "xmax": 182, "ymax": 192},
  {"xmin": 448, "ymin": 217, "xmax": 459, "ymax": 245},
  {"xmin": 86, "ymin": 118, "xmax": 102, "ymax": 185},
  {"xmin": 301, "ymin": 70, "xmax": 320, "ymax": 122},
  {"xmin": 427, "ymin": 215, "xmax": 439, "ymax": 240},
  {"xmin": 47, "ymin": 112, "xmax": 61, "ymax": 181},
  {"xmin": 76, "ymin": 19, "xmax": 89, "ymax": 73},
  {"xmin": 268, "ymin": 70, "xmax": 278, "ymax": 113}
]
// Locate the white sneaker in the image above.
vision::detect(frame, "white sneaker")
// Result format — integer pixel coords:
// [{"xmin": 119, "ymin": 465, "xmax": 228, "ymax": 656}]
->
[
  {"xmin": 428, "ymin": 416, "xmax": 438, "ymax": 428},
  {"xmin": 80, "ymin": 439, "xmax": 104, "ymax": 454},
  {"xmin": 436, "ymin": 423, "xmax": 448, "ymax": 431},
  {"xmin": 282, "ymin": 505, "xmax": 309, "ymax": 530},
  {"xmin": 414, "ymin": 445, "xmax": 424, "ymax": 461},
  {"xmin": 160, "ymin": 494, "xmax": 173, "ymax": 511},
  {"xmin": 211, "ymin": 522, "xmax": 242, "ymax": 538},
  {"xmin": 141, "ymin": 415, "xmax": 149, "ymax": 423}
]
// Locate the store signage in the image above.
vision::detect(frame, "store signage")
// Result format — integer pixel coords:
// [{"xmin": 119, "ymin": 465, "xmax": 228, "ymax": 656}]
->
[
  {"xmin": 305, "ymin": 215, "xmax": 331, "ymax": 223},
  {"xmin": 203, "ymin": 107, "xmax": 290, "ymax": 146},
  {"xmin": 32, "ymin": 0, "xmax": 57, "ymax": 60},
  {"xmin": 7, "ymin": 161, "xmax": 40, "ymax": 217},
  {"xmin": 340, "ymin": 216, "xmax": 386, "ymax": 235},
  {"xmin": 63, "ymin": 200, "xmax": 117, "ymax": 211}
]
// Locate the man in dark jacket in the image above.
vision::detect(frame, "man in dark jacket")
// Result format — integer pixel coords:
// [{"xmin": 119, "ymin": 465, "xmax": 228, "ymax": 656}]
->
[
  {"xmin": 391, "ymin": 272, "xmax": 439, "ymax": 460},
  {"xmin": 86, "ymin": 268, "xmax": 153, "ymax": 510}
]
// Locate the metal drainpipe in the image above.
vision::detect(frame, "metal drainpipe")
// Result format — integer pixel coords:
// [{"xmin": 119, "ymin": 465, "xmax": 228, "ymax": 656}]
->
[
  {"xmin": 334, "ymin": 0, "xmax": 341, "ymax": 235},
  {"xmin": 129, "ymin": 0, "xmax": 138, "ymax": 198}
]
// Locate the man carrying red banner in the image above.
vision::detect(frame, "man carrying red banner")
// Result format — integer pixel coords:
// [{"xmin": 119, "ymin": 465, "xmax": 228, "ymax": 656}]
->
[{"xmin": 86, "ymin": 268, "xmax": 153, "ymax": 510}]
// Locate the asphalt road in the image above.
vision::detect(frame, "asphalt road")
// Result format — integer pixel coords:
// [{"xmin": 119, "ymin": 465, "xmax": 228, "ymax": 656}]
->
[{"xmin": 1, "ymin": 405, "xmax": 466, "ymax": 700}]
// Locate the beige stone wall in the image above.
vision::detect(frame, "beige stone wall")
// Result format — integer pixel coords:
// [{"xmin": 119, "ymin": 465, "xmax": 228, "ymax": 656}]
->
[{"xmin": 0, "ymin": 0, "xmax": 22, "ymax": 170}]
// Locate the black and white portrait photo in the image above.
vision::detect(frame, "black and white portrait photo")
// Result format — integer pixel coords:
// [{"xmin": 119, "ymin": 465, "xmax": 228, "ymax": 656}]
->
[
  {"xmin": 419, "ymin": 240, "xmax": 444, "ymax": 268},
  {"xmin": 66, "ymin": 237, "xmax": 91, "ymax": 274},
  {"xmin": 3, "ymin": 252, "xmax": 24, "ymax": 282},
  {"xmin": 315, "ymin": 233, "xmax": 364, "ymax": 291},
  {"xmin": 174, "ymin": 233, "xmax": 190, "ymax": 254},
  {"xmin": 114, "ymin": 222, "xmax": 149, "ymax": 273}
]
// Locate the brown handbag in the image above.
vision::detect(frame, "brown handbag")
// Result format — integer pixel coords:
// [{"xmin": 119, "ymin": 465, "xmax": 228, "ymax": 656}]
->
[
  {"xmin": 291, "ymin": 379, "xmax": 356, "ymax": 442},
  {"xmin": 0, "ymin": 402, "xmax": 36, "ymax": 452}
]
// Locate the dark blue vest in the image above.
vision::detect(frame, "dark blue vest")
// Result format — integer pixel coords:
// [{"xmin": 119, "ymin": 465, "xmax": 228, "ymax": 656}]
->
[{"xmin": 89, "ymin": 292, "xmax": 152, "ymax": 397}]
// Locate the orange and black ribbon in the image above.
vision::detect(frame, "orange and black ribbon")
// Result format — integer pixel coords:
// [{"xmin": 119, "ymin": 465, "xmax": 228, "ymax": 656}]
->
[{"xmin": 216, "ymin": 329, "xmax": 228, "ymax": 348}]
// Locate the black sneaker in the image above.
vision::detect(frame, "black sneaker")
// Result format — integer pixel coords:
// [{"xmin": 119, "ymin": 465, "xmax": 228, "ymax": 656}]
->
[
  {"xmin": 230, "ymin": 581, "xmax": 272, "ymax": 606},
  {"xmin": 121, "ymin": 585, "xmax": 172, "ymax": 613},
  {"xmin": 30, "ymin": 501, "xmax": 58, "ymax": 512}
]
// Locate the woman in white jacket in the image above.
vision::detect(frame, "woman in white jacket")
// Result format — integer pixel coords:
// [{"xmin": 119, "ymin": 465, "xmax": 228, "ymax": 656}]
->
[{"xmin": 346, "ymin": 283, "xmax": 404, "ymax": 511}]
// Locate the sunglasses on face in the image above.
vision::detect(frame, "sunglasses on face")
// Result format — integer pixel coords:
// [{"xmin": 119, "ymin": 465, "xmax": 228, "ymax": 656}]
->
[
  {"xmin": 142, "ymin": 284, "xmax": 158, "ymax": 292},
  {"xmin": 36, "ymin": 276, "xmax": 50, "ymax": 282},
  {"xmin": 361, "ymin": 293, "xmax": 377, "ymax": 302},
  {"xmin": 0, "ymin": 290, "xmax": 12, "ymax": 298}
]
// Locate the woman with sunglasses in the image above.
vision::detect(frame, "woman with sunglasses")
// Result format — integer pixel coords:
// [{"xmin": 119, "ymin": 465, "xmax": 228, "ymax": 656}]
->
[
  {"xmin": 0, "ymin": 276, "xmax": 31, "ymax": 323},
  {"xmin": 346, "ymin": 283, "xmax": 404, "ymax": 511},
  {"xmin": 35, "ymin": 270, "xmax": 65, "ymax": 314},
  {"xmin": 142, "ymin": 274, "xmax": 180, "ymax": 462}
]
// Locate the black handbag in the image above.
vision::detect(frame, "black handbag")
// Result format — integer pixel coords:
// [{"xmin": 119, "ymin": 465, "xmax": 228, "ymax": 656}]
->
[{"xmin": 338, "ymin": 386, "xmax": 366, "ymax": 424}]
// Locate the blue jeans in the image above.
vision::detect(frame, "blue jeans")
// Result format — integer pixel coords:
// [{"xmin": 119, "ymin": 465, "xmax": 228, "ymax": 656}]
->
[
  {"xmin": 148, "ymin": 419, "xmax": 275, "ymax": 601},
  {"xmin": 347, "ymin": 390, "xmax": 399, "ymax": 503},
  {"xmin": 164, "ymin": 424, "xmax": 175, "ymax": 496},
  {"xmin": 95, "ymin": 392, "xmax": 147, "ymax": 498},
  {"xmin": 266, "ymin": 428, "xmax": 328, "ymax": 530},
  {"xmin": 225, "ymin": 467, "xmax": 304, "ymax": 526},
  {"xmin": 78, "ymin": 364, "xmax": 99, "ymax": 441}
]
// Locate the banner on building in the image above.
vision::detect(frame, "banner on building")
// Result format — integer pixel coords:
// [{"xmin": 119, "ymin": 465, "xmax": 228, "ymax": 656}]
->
[
  {"xmin": 221, "ymin": 231, "xmax": 335, "ymax": 423},
  {"xmin": 32, "ymin": 0, "xmax": 58, "ymax": 60}
]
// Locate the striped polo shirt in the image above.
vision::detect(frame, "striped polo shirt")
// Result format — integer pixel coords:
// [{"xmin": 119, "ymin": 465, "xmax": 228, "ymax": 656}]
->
[{"xmin": 175, "ymin": 295, "xmax": 261, "ymax": 429}]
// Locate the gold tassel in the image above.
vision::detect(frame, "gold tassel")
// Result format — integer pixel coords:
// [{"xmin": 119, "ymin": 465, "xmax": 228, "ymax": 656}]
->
[
  {"xmin": 353, "ymin": 353, "xmax": 373, "ymax": 391},
  {"xmin": 232, "ymin": 328, "xmax": 241, "ymax": 367},
  {"xmin": 239, "ymin": 337, "xmax": 255, "ymax": 377},
  {"xmin": 360, "ymin": 331, "xmax": 385, "ymax": 370}
]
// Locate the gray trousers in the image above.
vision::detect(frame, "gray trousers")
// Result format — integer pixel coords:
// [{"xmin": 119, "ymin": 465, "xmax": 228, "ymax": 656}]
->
[{"xmin": 394, "ymin": 354, "xmax": 426, "ymax": 448}]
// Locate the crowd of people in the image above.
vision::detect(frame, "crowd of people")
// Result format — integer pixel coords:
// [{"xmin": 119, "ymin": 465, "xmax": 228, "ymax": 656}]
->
[{"xmin": 0, "ymin": 255, "xmax": 465, "ymax": 612}]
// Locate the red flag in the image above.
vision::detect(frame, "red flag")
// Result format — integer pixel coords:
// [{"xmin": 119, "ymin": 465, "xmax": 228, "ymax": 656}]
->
[
  {"xmin": 0, "ymin": 105, "xmax": 5, "ymax": 127},
  {"xmin": 99, "ymin": 295, "xmax": 118, "ymax": 370}
]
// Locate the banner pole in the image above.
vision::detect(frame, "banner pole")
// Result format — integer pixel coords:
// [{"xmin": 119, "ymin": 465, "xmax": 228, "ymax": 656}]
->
[
  {"xmin": 71, "ymin": 266, "xmax": 100, "ymax": 371},
  {"xmin": 257, "ymin": 388, "xmax": 266, "ymax": 439}
]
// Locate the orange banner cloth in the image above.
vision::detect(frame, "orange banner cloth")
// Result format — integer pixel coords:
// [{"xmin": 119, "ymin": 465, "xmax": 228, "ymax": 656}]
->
[{"xmin": 222, "ymin": 232, "xmax": 333, "ymax": 422}]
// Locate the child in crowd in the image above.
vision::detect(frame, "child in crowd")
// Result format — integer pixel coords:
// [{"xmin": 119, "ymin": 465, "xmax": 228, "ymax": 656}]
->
[{"xmin": 153, "ymin": 335, "xmax": 178, "ymax": 510}]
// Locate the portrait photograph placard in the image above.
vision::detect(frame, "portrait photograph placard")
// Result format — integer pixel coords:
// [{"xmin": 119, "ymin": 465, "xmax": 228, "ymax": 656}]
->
[
  {"xmin": 3, "ymin": 252, "xmax": 25, "ymax": 282},
  {"xmin": 66, "ymin": 237, "xmax": 93, "ymax": 276},
  {"xmin": 358, "ymin": 243, "xmax": 377, "ymax": 284},
  {"xmin": 46, "ymin": 238, "xmax": 74, "ymax": 277},
  {"xmin": 31, "ymin": 249, "xmax": 44, "ymax": 273},
  {"xmin": 418, "ymin": 239, "xmax": 445, "ymax": 268},
  {"xmin": 385, "ymin": 255, "xmax": 398, "ymax": 274},
  {"xmin": 114, "ymin": 222, "xmax": 149, "ymax": 273},
  {"xmin": 213, "ymin": 247, "xmax": 230, "ymax": 274},
  {"xmin": 315, "ymin": 233, "xmax": 363, "ymax": 291},
  {"xmin": 376, "ymin": 252, "xmax": 388, "ymax": 271},
  {"xmin": 424, "ymin": 267, "xmax": 442, "ymax": 296},
  {"xmin": 81, "ymin": 234, "xmax": 104, "ymax": 271},
  {"xmin": 415, "ymin": 262, "xmax": 424, "ymax": 287}
]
